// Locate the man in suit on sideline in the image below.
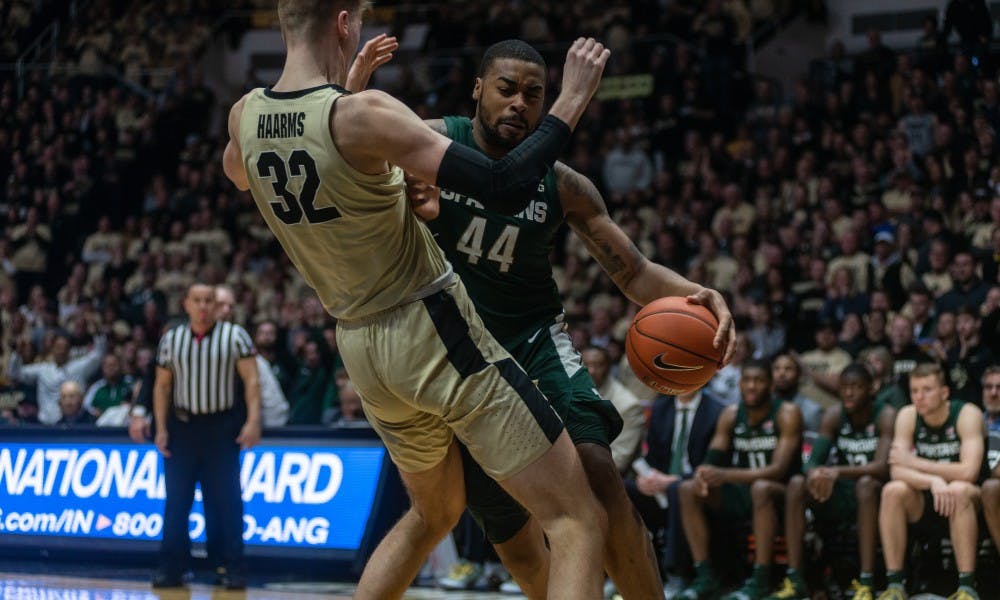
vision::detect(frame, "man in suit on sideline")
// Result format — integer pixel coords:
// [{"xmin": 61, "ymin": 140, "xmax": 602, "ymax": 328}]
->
[{"xmin": 626, "ymin": 387, "xmax": 726, "ymax": 591}]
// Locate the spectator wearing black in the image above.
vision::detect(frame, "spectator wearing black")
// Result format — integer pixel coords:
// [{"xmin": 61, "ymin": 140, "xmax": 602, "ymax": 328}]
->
[
  {"xmin": 821, "ymin": 266, "xmax": 869, "ymax": 323},
  {"xmin": 856, "ymin": 30, "xmax": 896, "ymax": 82},
  {"xmin": 947, "ymin": 306, "xmax": 996, "ymax": 406},
  {"xmin": 870, "ymin": 229, "xmax": 914, "ymax": 308},
  {"xmin": 253, "ymin": 320, "xmax": 295, "ymax": 394},
  {"xmin": 888, "ymin": 314, "xmax": 935, "ymax": 399},
  {"xmin": 151, "ymin": 283, "xmax": 259, "ymax": 589},
  {"xmin": 906, "ymin": 284, "xmax": 937, "ymax": 344},
  {"xmin": 937, "ymin": 250, "xmax": 992, "ymax": 313},
  {"xmin": 941, "ymin": 0, "xmax": 993, "ymax": 69},
  {"xmin": 56, "ymin": 381, "xmax": 95, "ymax": 426}
]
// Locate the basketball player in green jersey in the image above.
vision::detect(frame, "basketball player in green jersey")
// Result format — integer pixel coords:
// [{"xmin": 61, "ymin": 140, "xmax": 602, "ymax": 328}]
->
[
  {"xmin": 768, "ymin": 364, "xmax": 896, "ymax": 600},
  {"xmin": 222, "ymin": 2, "xmax": 617, "ymax": 598},
  {"xmin": 675, "ymin": 359, "xmax": 803, "ymax": 600},
  {"xmin": 403, "ymin": 40, "xmax": 736, "ymax": 599},
  {"xmin": 877, "ymin": 363, "xmax": 986, "ymax": 600}
]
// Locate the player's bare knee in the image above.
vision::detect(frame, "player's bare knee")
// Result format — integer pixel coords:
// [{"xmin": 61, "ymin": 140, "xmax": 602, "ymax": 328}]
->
[
  {"xmin": 751, "ymin": 479, "xmax": 775, "ymax": 505},
  {"xmin": 410, "ymin": 494, "xmax": 464, "ymax": 536},
  {"xmin": 856, "ymin": 475, "xmax": 882, "ymax": 502},
  {"xmin": 983, "ymin": 478, "xmax": 1000, "ymax": 501},
  {"xmin": 787, "ymin": 475, "xmax": 805, "ymax": 497},
  {"xmin": 881, "ymin": 480, "xmax": 910, "ymax": 506},
  {"xmin": 578, "ymin": 445, "xmax": 627, "ymax": 507}
]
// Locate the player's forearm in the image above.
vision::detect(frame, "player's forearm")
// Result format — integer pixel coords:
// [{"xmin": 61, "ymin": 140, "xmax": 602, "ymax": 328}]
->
[
  {"xmin": 908, "ymin": 456, "xmax": 980, "ymax": 482},
  {"xmin": 890, "ymin": 464, "xmax": 938, "ymax": 489},
  {"xmin": 833, "ymin": 461, "xmax": 889, "ymax": 481},
  {"xmin": 721, "ymin": 465, "xmax": 785, "ymax": 484},
  {"xmin": 623, "ymin": 261, "xmax": 704, "ymax": 307},
  {"xmin": 436, "ymin": 115, "xmax": 571, "ymax": 215},
  {"xmin": 546, "ymin": 94, "xmax": 591, "ymax": 132}
]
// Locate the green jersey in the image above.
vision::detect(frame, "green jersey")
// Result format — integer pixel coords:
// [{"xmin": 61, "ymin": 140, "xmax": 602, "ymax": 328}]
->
[
  {"xmin": 834, "ymin": 402, "xmax": 885, "ymax": 466},
  {"xmin": 731, "ymin": 400, "xmax": 790, "ymax": 470},
  {"xmin": 913, "ymin": 400, "xmax": 963, "ymax": 463},
  {"xmin": 426, "ymin": 116, "xmax": 564, "ymax": 344}
]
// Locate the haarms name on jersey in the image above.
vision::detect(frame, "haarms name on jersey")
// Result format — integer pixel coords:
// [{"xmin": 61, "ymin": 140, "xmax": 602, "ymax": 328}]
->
[{"xmin": 257, "ymin": 112, "xmax": 306, "ymax": 138}]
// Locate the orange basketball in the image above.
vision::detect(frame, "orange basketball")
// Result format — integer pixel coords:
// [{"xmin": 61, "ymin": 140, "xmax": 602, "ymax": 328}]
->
[{"xmin": 625, "ymin": 296, "xmax": 723, "ymax": 396}]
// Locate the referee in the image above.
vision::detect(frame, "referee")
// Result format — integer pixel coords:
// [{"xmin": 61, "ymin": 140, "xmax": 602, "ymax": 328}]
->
[{"xmin": 152, "ymin": 283, "xmax": 260, "ymax": 589}]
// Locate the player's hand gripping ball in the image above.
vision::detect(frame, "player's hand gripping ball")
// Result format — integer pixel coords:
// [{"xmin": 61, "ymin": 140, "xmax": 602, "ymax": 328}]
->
[{"xmin": 626, "ymin": 296, "xmax": 723, "ymax": 395}]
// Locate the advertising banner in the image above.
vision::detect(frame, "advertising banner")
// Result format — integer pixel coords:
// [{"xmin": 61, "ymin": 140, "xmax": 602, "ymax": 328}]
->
[{"xmin": 0, "ymin": 441, "xmax": 386, "ymax": 551}]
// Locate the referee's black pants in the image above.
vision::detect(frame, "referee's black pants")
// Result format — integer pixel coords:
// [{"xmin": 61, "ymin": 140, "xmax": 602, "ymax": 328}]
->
[{"xmin": 159, "ymin": 409, "xmax": 244, "ymax": 576}]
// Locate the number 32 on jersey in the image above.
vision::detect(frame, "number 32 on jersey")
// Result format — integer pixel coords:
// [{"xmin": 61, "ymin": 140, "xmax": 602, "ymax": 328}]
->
[{"xmin": 456, "ymin": 217, "xmax": 520, "ymax": 273}]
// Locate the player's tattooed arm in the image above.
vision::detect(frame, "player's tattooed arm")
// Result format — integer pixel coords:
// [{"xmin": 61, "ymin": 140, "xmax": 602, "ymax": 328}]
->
[
  {"xmin": 559, "ymin": 162, "xmax": 737, "ymax": 364},
  {"xmin": 559, "ymin": 163, "xmax": 644, "ymax": 290}
]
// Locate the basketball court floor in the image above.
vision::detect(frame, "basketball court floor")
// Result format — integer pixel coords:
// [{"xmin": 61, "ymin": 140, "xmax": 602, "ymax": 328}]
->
[{"xmin": 0, "ymin": 569, "xmax": 521, "ymax": 599}]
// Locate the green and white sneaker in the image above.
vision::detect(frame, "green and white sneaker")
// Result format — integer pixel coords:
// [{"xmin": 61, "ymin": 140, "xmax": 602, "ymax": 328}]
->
[
  {"xmin": 721, "ymin": 575, "xmax": 770, "ymax": 600},
  {"xmin": 676, "ymin": 570, "xmax": 721, "ymax": 600}
]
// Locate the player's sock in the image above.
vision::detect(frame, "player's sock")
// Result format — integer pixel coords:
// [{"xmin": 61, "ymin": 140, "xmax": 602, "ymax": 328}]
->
[
  {"xmin": 753, "ymin": 563, "xmax": 771, "ymax": 584},
  {"xmin": 859, "ymin": 572, "xmax": 874, "ymax": 587},
  {"xmin": 958, "ymin": 571, "xmax": 975, "ymax": 589},
  {"xmin": 886, "ymin": 570, "xmax": 904, "ymax": 586}
]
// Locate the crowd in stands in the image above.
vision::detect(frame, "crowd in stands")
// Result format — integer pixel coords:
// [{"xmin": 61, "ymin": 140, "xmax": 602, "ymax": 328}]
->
[
  {"xmin": 3, "ymin": 0, "xmax": 1000, "ymax": 596},
  {"xmin": 0, "ymin": 0, "xmax": 996, "ymax": 431}
]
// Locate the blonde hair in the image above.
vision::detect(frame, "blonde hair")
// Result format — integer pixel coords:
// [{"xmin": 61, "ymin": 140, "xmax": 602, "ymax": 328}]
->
[
  {"xmin": 277, "ymin": 0, "xmax": 370, "ymax": 40},
  {"xmin": 910, "ymin": 362, "xmax": 946, "ymax": 386}
]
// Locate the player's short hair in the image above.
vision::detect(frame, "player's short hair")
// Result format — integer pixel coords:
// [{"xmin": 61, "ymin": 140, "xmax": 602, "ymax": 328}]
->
[
  {"xmin": 742, "ymin": 358, "xmax": 772, "ymax": 380},
  {"xmin": 910, "ymin": 362, "xmax": 946, "ymax": 386},
  {"xmin": 840, "ymin": 362, "xmax": 874, "ymax": 385},
  {"xmin": 983, "ymin": 365, "xmax": 1000, "ymax": 381},
  {"xmin": 277, "ymin": 0, "xmax": 370, "ymax": 40},
  {"xmin": 478, "ymin": 39, "xmax": 546, "ymax": 78}
]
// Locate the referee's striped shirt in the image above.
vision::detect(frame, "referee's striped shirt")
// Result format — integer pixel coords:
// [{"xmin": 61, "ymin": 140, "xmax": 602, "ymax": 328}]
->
[{"xmin": 157, "ymin": 321, "xmax": 255, "ymax": 414}]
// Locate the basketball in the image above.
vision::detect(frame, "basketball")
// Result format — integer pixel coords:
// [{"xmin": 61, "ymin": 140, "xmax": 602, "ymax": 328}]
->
[{"xmin": 625, "ymin": 296, "xmax": 723, "ymax": 396}]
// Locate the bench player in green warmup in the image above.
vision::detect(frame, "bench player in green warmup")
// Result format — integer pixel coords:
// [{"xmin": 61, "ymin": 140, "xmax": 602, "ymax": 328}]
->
[
  {"xmin": 767, "ymin": 364, "xmax": 896, "ymax": 600},
  {"xmin": 676, "ymin": 359, "xmax": 803, "ymax": 600},
  {"xmin": 877, "ymin": 363, "xmax": 986, "ymax": 600},
  {"xmin": 402, "ymin": 40, "xmax": 736, "ymax": 598}
]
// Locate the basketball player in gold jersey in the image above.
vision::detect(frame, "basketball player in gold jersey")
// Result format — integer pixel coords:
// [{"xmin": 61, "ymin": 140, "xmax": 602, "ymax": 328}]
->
[{"xmin": 222, "ymin": 2, "xmax": 611, "ymax": 599}]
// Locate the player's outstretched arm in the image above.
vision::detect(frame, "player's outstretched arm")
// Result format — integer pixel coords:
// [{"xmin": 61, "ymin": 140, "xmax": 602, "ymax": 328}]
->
[
  {"xmin": 223, "ymin": 95, "xmax": 251, "ymax": 191},
  {"xmin": 334, "ymin": 38, "xmax": 609, "ymax": 214},
  {"xmin": 559, "ymin": 163, "xmax": 736, "ymax": 363},
  {"xmin": 345, "ymin": 34, "xmax": 398, "ymax": 93}
]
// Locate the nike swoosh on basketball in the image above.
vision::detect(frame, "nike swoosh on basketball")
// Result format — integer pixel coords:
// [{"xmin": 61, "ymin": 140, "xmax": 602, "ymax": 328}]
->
[
  {"xmin": 526, "ymin": 328, "xmax": 544, "ymax": 344},
  {"xmin": 652, "ymin": 354, "xmax": 702, "ymax": 372}
]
